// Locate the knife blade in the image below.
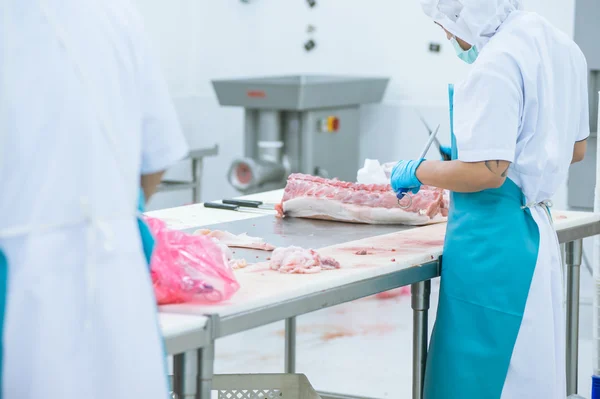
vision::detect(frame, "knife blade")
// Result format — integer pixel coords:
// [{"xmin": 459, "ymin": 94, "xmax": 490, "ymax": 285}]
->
[
  {"xmin": 418, "ymin": 114, "xmax": 450, "ymax": 161},
  {"xmin": 418, "ymin": 124, "xmax": 441, "ymax": 160}
]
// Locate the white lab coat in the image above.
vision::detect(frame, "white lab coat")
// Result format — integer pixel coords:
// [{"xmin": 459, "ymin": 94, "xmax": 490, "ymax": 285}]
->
[
  {"xmin": 452, "ymin": 11, "xmax": 589, "ymax": 398},
  {"xmin": 0, "ymin": 1, "xmax": 189, "ymax": 398}
]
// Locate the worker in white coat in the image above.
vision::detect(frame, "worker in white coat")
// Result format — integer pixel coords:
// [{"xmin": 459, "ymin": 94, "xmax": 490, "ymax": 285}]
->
[
  {"xmin": 0, "ymin": 1, "xmax": 189, "ymax": 398},
  {"xmin": 390, "ymin": 0, "xmax": 589, "ymax": 397}
]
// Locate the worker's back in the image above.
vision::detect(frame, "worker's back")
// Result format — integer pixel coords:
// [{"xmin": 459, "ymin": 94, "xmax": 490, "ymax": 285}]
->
[
  {"xmin": 1, "ymin": 0, "xmax": 151, "ymax": 232},
  {"xmin": 0, "ymin": 1, "xmax": 187, "ymax": 398},
  {"xmin": 464, "ymin": 10, "xmax": 589, "ymax": 203}
]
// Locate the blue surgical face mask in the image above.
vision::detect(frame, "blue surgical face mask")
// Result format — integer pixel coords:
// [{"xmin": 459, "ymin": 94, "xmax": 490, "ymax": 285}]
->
[{"xmin": 450, "ymin": 36, "xmax": 479, "ymax": 64}]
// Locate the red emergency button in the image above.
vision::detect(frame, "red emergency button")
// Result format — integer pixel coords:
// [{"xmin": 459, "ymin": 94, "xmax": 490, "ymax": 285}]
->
[
  {"xmin": 320, "ymin": 116, "xmax": 339, "ymax": 132},
  {"xmin": 331, "ymin": 117, "xmax": 340, "ymax": 131}
]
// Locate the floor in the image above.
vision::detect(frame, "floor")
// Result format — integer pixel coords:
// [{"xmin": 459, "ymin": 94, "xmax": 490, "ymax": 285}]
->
[{"xmin": 201, "ymin": 276, "xmax": 597, "ymax": 398}]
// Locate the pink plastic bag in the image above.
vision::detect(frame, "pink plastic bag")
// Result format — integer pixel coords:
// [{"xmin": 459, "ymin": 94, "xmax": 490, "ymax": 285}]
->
[{"xmin": 145, "ymin": 217, "xmax": 240, "ymax": 305}]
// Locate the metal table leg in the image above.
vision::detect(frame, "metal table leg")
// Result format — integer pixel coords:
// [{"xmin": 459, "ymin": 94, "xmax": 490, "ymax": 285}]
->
[
  {"xmin": 192, "ymin": 157, "xmax": 204, "ymax": 204},
  {"xmin": 172, "ymin": 313, "xmax": 217, "ymax": 399},
  {"xmin": 172, "ymin": 354, "xmax": 185, "ymax": 399},
  {"xmin": 172, "ymin": 350, "xmax": 198, "ymax": 399},
  {"xmin": 412, "ymin": 280, "xmax": 431, "ymax": 399},
  {"xmin": 285, "ymin": 317, "xmax": 297, "ymax": 373},
  {"xmin": 566, "ymin": 239, "xmax": 583, "ymax": 396},
  {"xmin": 171, "ymin": 344, "xmax": 215, "ymax": 399},
  {"xmin": 198, "ymin": 342, "xmax": 215, "ymax": 399}
]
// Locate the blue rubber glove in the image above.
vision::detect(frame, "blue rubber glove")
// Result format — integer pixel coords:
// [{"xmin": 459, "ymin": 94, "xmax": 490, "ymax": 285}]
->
[
  {"xmin": 390, "ymin": 159, "xmax": 425, "ymax": 196},
  {"xmin": 440, "ymin": 145, "xmax": 452, "ymax": 160}
]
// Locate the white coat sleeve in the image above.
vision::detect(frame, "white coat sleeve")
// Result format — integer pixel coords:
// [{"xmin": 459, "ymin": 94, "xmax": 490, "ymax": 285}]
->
[
  {"xmin": 576, "ymin": 64, "xmax": 590, "ymax": 142},
  {"xmin": 453, "ymin": 63, "xmax": 522, "ymax": 163},
  {"xmin": 135, "ymin": 27, "xmax": 189, "ymax": 175}
]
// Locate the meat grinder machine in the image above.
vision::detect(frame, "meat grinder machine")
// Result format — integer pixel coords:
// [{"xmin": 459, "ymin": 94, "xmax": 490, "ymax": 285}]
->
[{"xmin": 212, "ymin": 75, "xmax": 390, "ymax": 193}]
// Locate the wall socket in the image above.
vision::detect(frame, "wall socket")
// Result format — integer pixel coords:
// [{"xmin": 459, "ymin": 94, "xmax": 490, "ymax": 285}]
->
[
  {"xmin": 304, "ymin": 39, "xmax": 316, "ymax": 51},
  {"xmin": 429, "ymin": 43, "xmax": 441, "ymax": 53}
]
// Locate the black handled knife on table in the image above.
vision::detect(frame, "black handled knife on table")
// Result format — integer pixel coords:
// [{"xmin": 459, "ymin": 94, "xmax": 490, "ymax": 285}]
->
[
  {"xmin": 204, "ymin": 202, "xmax": 241, "ymax": 211},
  {"xmin": 222, "ymin": 199, "xmax": 276, "ymax": 210},
  {"xmin": 204, "ymin": 199, "xmax": 276, "ymax": 212}
]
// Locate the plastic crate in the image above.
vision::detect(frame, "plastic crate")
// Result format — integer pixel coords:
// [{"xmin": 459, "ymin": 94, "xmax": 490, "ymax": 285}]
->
[{"xmin": 212, "ymin": 374, "xmax": 322, "ymax": 399}]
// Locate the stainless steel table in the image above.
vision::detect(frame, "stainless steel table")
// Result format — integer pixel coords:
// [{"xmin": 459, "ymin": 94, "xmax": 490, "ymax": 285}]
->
[{"xmin": 170, "ymin": 214, "xmax": 600, "ymax": 399}]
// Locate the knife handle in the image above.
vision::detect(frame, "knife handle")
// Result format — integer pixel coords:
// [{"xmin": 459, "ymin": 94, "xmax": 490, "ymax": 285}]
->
[
  {"xmin": 222, "ymin": 199, "xmax": 263, "ymax": 208},
  {"xmin": 204, "ymin": 202, "xmax": 239, "ymax": 211}
]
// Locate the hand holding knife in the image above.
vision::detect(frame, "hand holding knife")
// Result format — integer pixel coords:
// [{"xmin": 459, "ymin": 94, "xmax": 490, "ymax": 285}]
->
[{"xmin": 397, "ymin": 124, "xmax": 441, "ymax": 209}]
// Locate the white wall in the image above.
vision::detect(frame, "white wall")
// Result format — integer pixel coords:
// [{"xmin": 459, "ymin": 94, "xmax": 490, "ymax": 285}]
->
[{"xmin": 134, "ymin": 0, "xmax": 577, "ymax": 211}]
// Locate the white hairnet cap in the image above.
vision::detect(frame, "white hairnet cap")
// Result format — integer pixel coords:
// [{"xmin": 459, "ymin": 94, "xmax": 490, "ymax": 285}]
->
[{"xmin": 420, "ymin": 0, "xmax": 523, "ymax": 49}]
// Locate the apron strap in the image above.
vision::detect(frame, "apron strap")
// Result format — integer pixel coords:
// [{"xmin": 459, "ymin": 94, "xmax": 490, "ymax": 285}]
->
[{"xmin": 521, "ymin": 200, "xmax": 553, "ymax": 225}]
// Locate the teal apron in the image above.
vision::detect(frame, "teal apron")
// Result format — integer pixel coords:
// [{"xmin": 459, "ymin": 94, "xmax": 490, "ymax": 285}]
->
[
  {"xmin": 137, "ymin": 190, "xmax": 155, "ymax": 268},
  {"xmin": 423, "ymin": 85, "xmax": 540, "ymax": 398}
]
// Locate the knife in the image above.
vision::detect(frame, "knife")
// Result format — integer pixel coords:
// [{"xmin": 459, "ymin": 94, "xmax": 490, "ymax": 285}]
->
[
  {"xmin": 222, "ymin": 199, "xmax": 276, "ymax": 210},
  {"xmin": 417, "ymin": 124, "xmax": 441, "ymax": 160},
  {"xmin": 397, "ymin": 124, "xmax": 441, "ymax": 208},
  {"xmin": 418, "ymin": 114, "xmax": 451, "ymax": 161},
  {"xmin": 204, "ymin": 202, "xmax": 241, "ymax": 211},
  {"xmin": 204, "ymin": 200, "xmax": 275, "ymax": 212}
]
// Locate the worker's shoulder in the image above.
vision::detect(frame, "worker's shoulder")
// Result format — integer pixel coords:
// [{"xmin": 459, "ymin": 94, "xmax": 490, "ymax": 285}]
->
[
  {"xmin": 501, "ymin": 11, "xmax": 585, "ymax": 63},
  {"xmin": 476, "ymin": 12, "xmax": 586, "ymax": 75},
  {"xmin": 469, "ymin": 45, "xmax": 521, "ymax": 86},
  {"xmin": 99, "ymin": 1, "xmax": 155, "ymax": 68}
]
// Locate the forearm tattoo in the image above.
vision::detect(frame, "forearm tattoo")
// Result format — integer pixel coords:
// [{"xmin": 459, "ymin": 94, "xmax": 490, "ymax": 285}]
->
[{"xmin": 484, "ymin": 160, "xmax": 509, "ymax": 177}]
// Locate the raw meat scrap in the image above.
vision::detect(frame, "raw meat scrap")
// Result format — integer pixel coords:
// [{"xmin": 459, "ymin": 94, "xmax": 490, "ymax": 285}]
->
[
  {"xmin": 275, "ymin": 174, "xmax": 448, "ymax": 226},
  {"xmin": 269, "ymin": 246, "xmax": 341, "ymax": 274},
  {"xmin": 229, "ymin": 258, "xmax": 248, "ymax": 270},
  {"xmin": 194, "ymin": 229, "xmax": 275, "ymax": 251}
]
